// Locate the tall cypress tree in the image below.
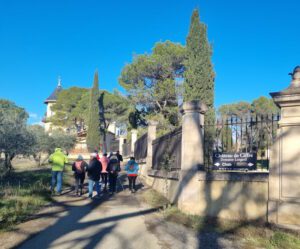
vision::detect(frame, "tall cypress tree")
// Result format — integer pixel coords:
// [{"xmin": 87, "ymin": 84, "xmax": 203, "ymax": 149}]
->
[
  {"xmin": 184, "ymin": 9, "xmax": 215, "ymax": 110},
  {"xmin": 184, "ymin": 9, "xmax": 215, "ymax": 169},
  {"xmin": 86, "ymin": 71, "xmax": 101, "ymax": 152}
]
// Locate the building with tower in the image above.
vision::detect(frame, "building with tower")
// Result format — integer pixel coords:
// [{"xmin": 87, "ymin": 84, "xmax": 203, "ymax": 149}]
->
[{"xmin": 43, "ymin": 77, "xmax": 63, "ymax": 133}]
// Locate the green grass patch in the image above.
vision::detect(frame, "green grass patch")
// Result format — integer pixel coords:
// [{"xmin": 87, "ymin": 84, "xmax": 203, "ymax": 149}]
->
[
  {"xmin": 0, "ymin": 168, "xmax": 52, "ymax": 232},
  {"xmin": 142, "ymin": 188, "xmax": 170, "ymax": 208}
]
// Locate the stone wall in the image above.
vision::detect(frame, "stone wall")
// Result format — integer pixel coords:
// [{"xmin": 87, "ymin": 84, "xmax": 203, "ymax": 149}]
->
[{"xmin": 140, "ymin": 164, "xmax": 269, "ymax": 221}]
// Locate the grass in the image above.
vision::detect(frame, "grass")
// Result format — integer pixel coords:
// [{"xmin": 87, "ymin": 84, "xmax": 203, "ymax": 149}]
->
[
  {"xmin": 0, "ymin": 165, "xmax": 73, "ymax": 232},
  {"xmin": 142, "ymin": 188, "xmax": 300, "ymax": 249},
  {"xmin": 0, "ymin": 168, "xmax": 53, "ymax": 232},
  {"xmin": 141, "ymin": 188, "xmax": 169, "ymax": 208}
]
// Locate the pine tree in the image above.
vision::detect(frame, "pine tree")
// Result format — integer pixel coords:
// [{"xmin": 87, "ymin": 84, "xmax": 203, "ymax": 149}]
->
[
  {"xmin": 184, "ymin": 9, "xmax": 215, "ymax": 169},
  {"xmin": 86, "ymin": 71, "xmax": 101, "ymax": 152}
]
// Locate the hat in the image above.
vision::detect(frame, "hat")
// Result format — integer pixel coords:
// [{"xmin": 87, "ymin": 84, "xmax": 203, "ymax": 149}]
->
[
  {"xmin": 90, "ymin": 152, "xmax": 97, "ymax": 158},
  {"xmin": 77, "ymin": 155, "xmax": 83, "ymax": 160}
]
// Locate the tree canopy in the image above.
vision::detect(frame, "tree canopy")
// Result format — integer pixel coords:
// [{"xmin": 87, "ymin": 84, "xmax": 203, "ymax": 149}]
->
[
  {"xmin": 50, "ymin": 87, "xmax": 89, "ymax": 132},
  {"xmin": 218, "ymin": 97, "xmax": 279, "ymax": 119},
  {"xmin": 119, "ymin": 41, "xmax": 186, "ymax": 132},
  {"xmin": 0, "ymin": 100, "xmax": 35, "ymax": 171},
  {"xmin": 50, "ymin": 87, "xmax": 130, "ymax": 134}
]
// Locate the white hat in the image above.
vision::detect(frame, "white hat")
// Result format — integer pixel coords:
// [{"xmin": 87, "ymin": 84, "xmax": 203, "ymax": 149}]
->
[{"xmin": 90, "ymin": 152, "xmax": 97, "ymax": 158}]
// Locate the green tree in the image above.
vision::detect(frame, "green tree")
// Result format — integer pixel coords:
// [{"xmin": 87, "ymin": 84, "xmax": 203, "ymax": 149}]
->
[
  {"xmin": 0, "ymin": 100, "xmax": 35, "ymax": 172},
  {"xmin": 50, "ymin": 87, "xmax": 89, "ymax": 132},
  {"xmin": 251, "ymin": 96, "xmax": 279, "ymax": 115},
  {"xmin": 218, "ymin": 102, "xmax": 252, "ymax": 119},
  {"xmin": 86, "ymin": 71, "xmax": 102, "ymax": 152},
  {"xmin": 184, "ymin": 9, "xmax": 215, "ymax": 113},
  {"xmin": 119, "ymin": 41, "xmax": 186, "ymax": 133},
  {"xmin": 49, "ymin": 130, "xmax": 77, "ymax": 152},
  {"xmin": 28, "ymin": 125, "xmax": 51, "ymax": 165},
  {"xmin": 28, "ymin": 126, "xmax": 76, "ymax": 165}
]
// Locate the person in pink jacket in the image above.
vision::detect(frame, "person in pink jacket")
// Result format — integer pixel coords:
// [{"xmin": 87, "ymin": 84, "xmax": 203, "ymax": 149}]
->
[{"xmin": 100, "ymin": 153, "xmax": 109, "ymax": 191}]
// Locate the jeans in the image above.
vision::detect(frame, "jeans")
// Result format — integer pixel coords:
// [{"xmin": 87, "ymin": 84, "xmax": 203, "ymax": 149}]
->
[
  {"xmin": 51, "ymin": 171, "xmax": 63, "ymax": 193},
  {"xmin": 101, "ymin": 173, "xmax": 108, "ymax": 190},
  {"xmin": 75, "ymin": 174, "xmax": 85, "ymax": 194},
  {"xmin": 88, "ymin": 179, "xmax": 101, "ymax": 197}
]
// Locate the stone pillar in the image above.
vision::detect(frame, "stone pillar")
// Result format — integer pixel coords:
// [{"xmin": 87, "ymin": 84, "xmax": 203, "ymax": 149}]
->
[
  {"xmin": 178, "ymin": 100, "xmax": 208, "ymax": 214},
  {"xmin": 131, "ymin": 129, "xmax": 138, "ymax": 155},
  {"xmin": 143, "ymin": 121, "xmax": 158, "ymax": 178},
  {"xmin": 119, "ymin": 135, "xmax": 126, "ymax": 155},
  {"xmin": 269, "ymin": 66, "xmax": 300, "ymax": 229}
]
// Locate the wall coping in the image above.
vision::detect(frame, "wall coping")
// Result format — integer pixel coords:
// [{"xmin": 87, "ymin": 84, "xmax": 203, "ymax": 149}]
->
[
  {"xmin": 147, "ymin": 169, "xmax": 179, "ymax": 180},
  {"xmin": 136, "ymin": 158, "xmax": 146, "ymax": 164},
  {"xmin": 198, "ymin": 171, "xmax": 269, "ymax": 182}
]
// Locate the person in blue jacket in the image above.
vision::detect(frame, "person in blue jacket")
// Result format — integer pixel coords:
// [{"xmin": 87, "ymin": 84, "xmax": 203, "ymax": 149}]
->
[{"xmin": 125, "ymin": 157, "xmax": 139, "ymax": 193}]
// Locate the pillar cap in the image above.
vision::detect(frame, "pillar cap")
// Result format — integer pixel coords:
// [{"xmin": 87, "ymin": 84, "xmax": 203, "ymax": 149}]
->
[
  {"xmin": 180, "ymin": 100, "xmax": 208, "ymax": 114},
  {"xmin": 270, "ymin": 66, "xmax": 300, "ymax": 107},
  {"xmin": 148, "ymin": 120, "xmax": 159, "ymax": 126},
  {"xmin": 131, "ymin": 129, "xmax": 138, "ymax": 134}
]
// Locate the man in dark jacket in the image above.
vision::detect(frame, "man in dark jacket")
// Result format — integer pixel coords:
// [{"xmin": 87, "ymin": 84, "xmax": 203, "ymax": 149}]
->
[
  {"xmin": 116, "ymin": 150, "xmax": 123, "ymax": 163},
  {"xmin": 107, "ymin": 153, "xmax": 121, "ymax": 194},
  {"xmin": 86, "ymin": 153, "xmax": 102, "ymax": 199}
]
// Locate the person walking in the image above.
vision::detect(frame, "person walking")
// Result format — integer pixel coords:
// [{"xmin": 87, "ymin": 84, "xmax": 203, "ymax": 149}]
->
[
  {"xmin": 72, "ymin": 155, "xmax": 88, "ymax": 196},
  {"xmin": 116, "ymin": 150, "xmax": 123, "ymax": 164},
  {"xmin": 107, "ymin": 153, "xmax": 121, "ymax": 194},
  {"xmin": 49, "ymin": 148, "xmax": 68, "ymax": 195},
  {"xmin": 100, "ymin": 153, "xmax": 109, "ymax": 192},
  {"xmin": 86, "ymin": 153, "xmax": 102, "ymax": 199},
  {"xmin": 125, "ymin": 157, "xmax": 139, "ymax": 193}
]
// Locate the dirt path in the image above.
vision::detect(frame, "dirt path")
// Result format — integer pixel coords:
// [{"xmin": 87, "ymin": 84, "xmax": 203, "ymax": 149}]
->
[{"xmin": 1, "ymin": 179, "xmax": 240, "ymax": 249}]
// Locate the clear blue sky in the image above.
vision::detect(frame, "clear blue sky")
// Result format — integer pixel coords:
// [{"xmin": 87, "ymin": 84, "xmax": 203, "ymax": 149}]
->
[{"xmin": 0, "ymin": 0, "xmax": 299, "ymax": 124}]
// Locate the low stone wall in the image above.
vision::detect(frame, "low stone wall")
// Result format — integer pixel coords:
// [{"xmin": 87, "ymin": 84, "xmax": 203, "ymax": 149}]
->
[
  {"xmin": 140, "ymin": 164, "xmax": 269, "ymax": 221},
  {"xmin": 195, "ymin": 171, "xmax": 269, "ymax": 221}
]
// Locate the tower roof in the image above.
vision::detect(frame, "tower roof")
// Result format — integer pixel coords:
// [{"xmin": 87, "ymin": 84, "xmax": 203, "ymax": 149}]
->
[{"xmin": 44, "ymin": 77, "xmax": 63, "ymax": 104}]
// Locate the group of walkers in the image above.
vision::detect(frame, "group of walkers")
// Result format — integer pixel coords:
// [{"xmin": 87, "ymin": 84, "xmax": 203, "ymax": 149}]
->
[{"xmin": 49, "ymin": 148, "xmax": 140, "ymax": 199}]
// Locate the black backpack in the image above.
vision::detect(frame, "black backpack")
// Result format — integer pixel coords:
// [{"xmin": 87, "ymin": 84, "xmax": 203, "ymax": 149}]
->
[{"xmin": 109, "ymin": 155, "xmax": 120, "ymax": 173}]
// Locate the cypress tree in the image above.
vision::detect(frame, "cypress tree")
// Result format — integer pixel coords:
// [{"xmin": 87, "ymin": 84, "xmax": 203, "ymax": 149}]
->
[
  {"xmin": 86, "ymin": 71, "xmax": 101, "ymax": 152},
  {"xmin": 184, "ymin": 9, "xmax": 215, "ymax": 169},
  {"xmin": 184, "ymin": 9, "xmax": 215, "ymax": 110}
]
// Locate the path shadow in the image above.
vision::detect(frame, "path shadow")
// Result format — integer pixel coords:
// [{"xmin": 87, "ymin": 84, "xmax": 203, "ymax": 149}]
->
[{"xmin": 14, "ymin": 179, "xmax": 154, "ymax": 249}]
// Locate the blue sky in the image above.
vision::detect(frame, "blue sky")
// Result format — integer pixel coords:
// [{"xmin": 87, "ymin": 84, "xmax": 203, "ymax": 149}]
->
[{"xmin": 0, "ymin": 0, "xmax": 299, "ymax": 124}]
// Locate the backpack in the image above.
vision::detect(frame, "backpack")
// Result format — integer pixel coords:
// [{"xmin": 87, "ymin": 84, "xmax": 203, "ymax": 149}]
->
[
  {"xmin": 75, "ymin": 161, "xmax": 83, "ymax": 173},
  {"xmin": 109, "ymin": 155, "xmax": 120, "ymax": 172}
]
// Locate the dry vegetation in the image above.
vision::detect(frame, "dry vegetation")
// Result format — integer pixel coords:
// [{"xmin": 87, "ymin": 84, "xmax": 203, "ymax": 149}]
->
[{"xmin": 142, "ymin": 188, "xmax": 300, "ymax": 249}]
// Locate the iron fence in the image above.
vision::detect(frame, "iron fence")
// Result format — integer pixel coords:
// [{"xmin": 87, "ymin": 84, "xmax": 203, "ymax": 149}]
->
[
  {"xmin": 122, "ymin": 143, "xmax": 132, "ymax": 157},
  {"xmin": 134, "ymin": 132, "xmax": 148, "ymax": 160},
  {"xmin": 152, "ymin": 127, "xmax": 182, "ymax": 171},
  {"xmin": 109, "ymin": 139, "xmax": 119, "ymax": 153},
  {"xmin": 204, "ymin": 114, "xmax": 280, "ymax": 170}
]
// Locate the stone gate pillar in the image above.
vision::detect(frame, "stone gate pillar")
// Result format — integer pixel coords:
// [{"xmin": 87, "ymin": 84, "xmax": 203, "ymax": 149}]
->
[
  {"xmin": 131, "ymin": 129, "xmax": 138, "ymax": 155},
  {"xmin": 178, "ymin": 101, "xmax": 207, "ymax": 214},
  {"xmin": 269, "ymin": 66, "xmax": 300, "ymax": 229},
  {"xmin": 119, "ymin": 135, "xmax": 126, "ymax": 155},
  {"xmin": 146, "ymin": 121, "xmax": 158, "ymax": 169}
]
